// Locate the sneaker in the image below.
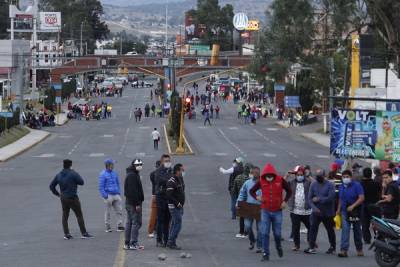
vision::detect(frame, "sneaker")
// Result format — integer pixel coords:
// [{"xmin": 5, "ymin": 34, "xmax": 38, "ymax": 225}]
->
[
  {"xmin": 261, "ymin": 253, "xmax": 269, "ymax": 262},
  {"xmin": 148, "ymin": 233, "xmax": 155, "ymax": 238},
  {"xmin": 156, "ymin": 242, "xmax": 166, "ymax": 247},
  {"xmin": 105, "ymin": 227, "xmax": 112, "ymax": 233},
  {"xmin": 338, "ymin": 251, "xmax": 348, "ymax": 258},
  {"xmin": 300, "ymin": 228, "xmax": 308, "ymax": 234},
  {"xmin": 123, "ymin": 244, "xmax": 130, "ymax": 250},
  {"xmin": 357, "ymin": 250, "xmax": 364, "ymax": 257},
  {"xmin": 326, "ymin": 247, "xmax": 336, "ymax": 254},
  {"xmin": 256, "ymin": 248, "xmax": 262, "ymax": 253},
  {"xmin": 249, "ymin": 243, "xmax": 255, "ymax": 250},
  {"xmin": 235, "ymin": 234, "xmax": 247, "ymax": 238},
  {"xmin": 167, "ymin": 244, "xmax": 181, "ymax": 250},
  {"xmin": 277, "ymin": 247, "xmax": 283, "ymax": 258},
  {"xmin": 304, "ymin": 248, "xmax": 316, "ymax": 254},
  {"xmin": 292, "ymin": 246, "xmax": 300, "ymax": 251},
  {"xmin": 131, "ymin": 244, "xmax": 145, "ymax": 250},
  {"xmin": 117, "ymin": 226, "xmax": 125, "ymax": 232},
  {"xmin": 63, "ymin": 234, "xmax": 73, "ymax": 240},
  {"xmin": 288, "ymin": 237, "xmax": 294, "ymax": 242},
  {"xmin": 81, "ymin": 233, "xmax": 94, "ymax": 239}
]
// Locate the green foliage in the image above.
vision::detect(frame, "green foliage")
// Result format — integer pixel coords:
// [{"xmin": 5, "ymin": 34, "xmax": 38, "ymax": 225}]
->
[
  {"xmin": 190, "ymin": 0, "xmax": 234, "ymax": 50},
  {"xmin": 0, "ymin": 1, "xmax": 11, "ymax": 39},
  {"xmin": 40, "ymin": 0, "xmax": 109, "ymax": 53}
]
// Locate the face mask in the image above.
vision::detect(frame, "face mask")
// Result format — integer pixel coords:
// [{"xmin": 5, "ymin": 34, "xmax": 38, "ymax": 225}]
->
[
  {"xmin": 181, "ymin": 171, "xmax": 186, "ymax": 177},
  {"xmin": 266, "ymin": 176, "xmax": 274, "ymax": 182},
  {"xmin": 248, "ymin": 174, "xmax": 254, "ymax": 179},
  {"xmin": 296, "ymin": 176, "xmax": 304, "ymax": 182},
  {"xmin": 233, "ymin": 163, "xmax": 238, "ymax": 168},
  {"xmin": 136, "ymin": 165, "xmax": 143, "ymax": 171},
  {"xmin": 343, "ymin": 178, "xmax": 351, "ymax": 185},
  {"xmin": 305, "ymin": 170, "xmax": 310, "ymax": 176},
  {"xmin": 316, "ymin": 176, "xmax": 324, "ymax": 183},
  {"xmin": 164, "ymin": 162, "xmax": 172, "ymax": 168}
]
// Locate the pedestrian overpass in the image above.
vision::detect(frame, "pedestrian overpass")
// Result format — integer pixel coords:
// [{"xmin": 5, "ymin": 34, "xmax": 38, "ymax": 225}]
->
[{"xmin": 50, "ymin": 55, "xmax": 252, "ymax": 82}]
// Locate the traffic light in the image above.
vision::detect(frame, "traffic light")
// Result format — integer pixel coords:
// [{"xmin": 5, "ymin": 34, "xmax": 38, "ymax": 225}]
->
[{"xmin": 185, "ymin": 97, "xmax": 191, "ymax": 113}]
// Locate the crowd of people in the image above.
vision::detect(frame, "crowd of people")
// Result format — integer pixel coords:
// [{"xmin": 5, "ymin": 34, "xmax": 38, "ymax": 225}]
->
[
  {"xmin": 67, "ymin": 101, "xmax": 112, "ymax": 121},
  {"xmin": 220, "ymin": 158, "xmax": 400, "ymax": 261},
  {"xmin": 49, "ymin": 154, "xmax": 187, "ymax": 250}
]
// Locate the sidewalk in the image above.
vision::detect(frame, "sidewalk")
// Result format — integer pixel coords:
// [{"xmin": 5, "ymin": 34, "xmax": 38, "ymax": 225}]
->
[{"xmin": 0, "ymin": 127, "xmax": 50, "ymax": 162}]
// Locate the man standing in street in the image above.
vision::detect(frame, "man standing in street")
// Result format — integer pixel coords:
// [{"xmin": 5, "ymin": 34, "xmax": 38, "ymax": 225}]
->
[
  {"xmin": 166, "ymin": 164, "xmax": 186, "ymax": 250},
  {"xmin": 151, "ymin": 128, "xmax": 161, "ymax": 150},
  {"xmin": 304, "ymin": 169, "xmax": 336, "ymax": 254},
  {"xmin": 378, "ymin": 170, "xmax": 400, "ymax": 219},
  {"xmin": 237, "ymin": 166, "xmax": 262, "ymax": 252},
  {"xmin": 360, "ymin": 167, "xmax": 381, "ymax": 244},
  {"xmin": 220, "ymin": 157, "xmax": 244, "ymax": 220},
  {"xmin": 124, "ymin": 159, "xmax": 145, "ymax": 250},
  {"xmin": 99, "ymin": 159, "xmax": 124, "ymax": 233},
  {"xmin": 155, "ymin": 154, "xmax": 173, "ymax": 247},
  {"xmin": 148, "ymin": 160, "xmax": 161, "ymax": 238},
  {"xmin": 337, "ymin": 170, "xmax": 365, "ymax": 257},
  {"xmin": 250, "ymin": 163, "xmax": 292, "ymax": 262},
  {"xmin": 288, "ymin": 166, "xmax": 312, "ymax": 251},
  {"xmin": 49, "ymin": 159, "xmax": 93, "ymax": 240}
]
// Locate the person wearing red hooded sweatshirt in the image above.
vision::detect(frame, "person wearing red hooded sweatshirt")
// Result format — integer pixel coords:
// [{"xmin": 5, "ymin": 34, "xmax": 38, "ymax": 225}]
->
[{"xmin": 250, "ymin": 163, "xmax": 292, "ymax": 262}]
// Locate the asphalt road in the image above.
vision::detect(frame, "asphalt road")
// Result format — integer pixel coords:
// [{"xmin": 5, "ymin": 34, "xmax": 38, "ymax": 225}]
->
[{"xmin": 0, "ymin": 81, "xmax": 377, "ymax": 267}]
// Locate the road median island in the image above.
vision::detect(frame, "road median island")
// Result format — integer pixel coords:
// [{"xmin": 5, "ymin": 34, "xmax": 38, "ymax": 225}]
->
[
  {"xmin": 0, "ymin": 127, "xmax": 50, "ymax": 162},
  {"xmin": 301, "ymin": 132, "xmax": 329, "ymax": 148},
  {"xmin": 163, "ymin": 124, "xmax": 194, "ymax": 156}
]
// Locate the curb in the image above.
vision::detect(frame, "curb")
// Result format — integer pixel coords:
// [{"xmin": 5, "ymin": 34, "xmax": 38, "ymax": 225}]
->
[
  {"xmin": 300, "ymin": 133, "xmax": 329, "ymax": 148},
  {"xmin": 275, "ymin": 121, "xmax": 289, "ymax": 128},
  {"xmin": 163, "ymin": 124, "xmax": 172, "ymax": 154},
  {"xmin": 163, "ymin": 124, "xmax": 195, "ymax": 156},
  {"xmin": 183, "ymin": 134, "xmax": 194, "ymax": 154},
  {"xmin": 0, "ymin": 127, "xmax": 50, "ymax": 162}
]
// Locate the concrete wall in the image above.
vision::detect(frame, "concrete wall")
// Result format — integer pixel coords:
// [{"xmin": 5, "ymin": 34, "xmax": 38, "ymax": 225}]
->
[{"xmin": 0, "ymin": 40, "xmax": 30, "ymax": 68}]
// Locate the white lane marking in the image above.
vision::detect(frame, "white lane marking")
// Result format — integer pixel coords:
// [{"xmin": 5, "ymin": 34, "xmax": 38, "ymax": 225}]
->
[
  {"xmin": 197, "ymin": 126, "xmax": 207, "ymax": 129},
  {"xmin": 58, "ymin": 135, "xmax": 72, "ymax": 138},
  {"xmin": 316, "ymin": 155, "xmax": 330, "ymax": 159},
  {"xmin": 217, "ymin": 128, "xmax": 246, "ymax": 157},
  {"xmin": 0, "ymin": 167, "xmax": 15, "ymax": 171},
  {"xmin": 139, "ymin": 126, "xmax": 150, "ymax": 129},
  {"xmin": 263, "ymin": 153, "xmax": 277, "ymax": 157},
  {"xmin": 68, "ymin": 138, "xmax": 83, "ymax": 155},
  {"xmin": 270, "ymin": 140, "xmax": 276, "ymax": 144},
  {"xmin": 89, "ymin": 153, "xmax": 105, "ymax": 157},
  {"xmin": 136, "ymin": 152, "xmax": 146, "ymax": 157},
  {"xmin": 190, "ymin": 191, "xmax": 216, "ymax": 196},
  {"xmin": 253, "ymin": 129, "xmax": 270, "ymax": 141},
  {"xmin": 102, "ymin": 134, "xmax": 114, "ymax": 138},
  {"xmin": 288, "ymin": 151, "xmax": 299, "ymax": 158},
  {"xmin": 118, "ymin": 128, "xmax": 130, "ymax": 155},
  {"xmin": 228, "ymin": 127, "xmax": 238, "ymax": 130},
  {"xmin": 33, "ymin": 153, "xmax": 55, "ymax": 158},
  {"xmin": 215, "ymin": 152, "xmax": 228, "ymax": 156},
  {"xmin": 266, "ymin": 128, "xmax": 278, "ymax": 131}
]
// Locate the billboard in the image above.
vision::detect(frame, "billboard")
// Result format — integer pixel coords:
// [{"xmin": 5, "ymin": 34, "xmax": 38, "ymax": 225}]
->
[
  {"xmin": 246, "ymin": 20, "xmax": 260, "ymax": 31},
  {"xmin": 233, "ymin": 13, "xmax": 249, "ymax": 31},
  {"xmin": 330, "ymin": 109, "xmax": 400, "ymax": 162},
  {"xmin": 39, "ymin": 12, "xmax": 61, "ymax": 31}
]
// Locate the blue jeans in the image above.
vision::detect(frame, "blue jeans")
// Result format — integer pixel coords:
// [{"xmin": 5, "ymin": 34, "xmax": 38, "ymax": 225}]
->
[
  {"xmin": 245, "ymin": 218, "xmax": 262, "ymax": 248},
  {"xmin": 340, "ymin": 213, "xmax": 363, "ymax": 251},
  {"xmin": 261, "ymin": 210, "xmax": 282, "ymax": 256},
  {"xmin": 168, "ymin": 207, "xmax": 183, "ymax": 246},
  {"xmin": 230, "ymin": 195, "xmax": 237, "ymax": 219}
]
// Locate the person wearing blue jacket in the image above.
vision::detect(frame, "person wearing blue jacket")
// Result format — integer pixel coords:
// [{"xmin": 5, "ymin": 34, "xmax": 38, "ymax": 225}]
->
[
  {"xmin": 304, "ymin": 169, "xmax": 336, "ymax": 255},
  {"xmin": 99, "ymin": 159, "xmax": 124, "ymax": 232},
  {"xmin": 237, "ymin": 166, "xmax": 262, "ymax": 252}
]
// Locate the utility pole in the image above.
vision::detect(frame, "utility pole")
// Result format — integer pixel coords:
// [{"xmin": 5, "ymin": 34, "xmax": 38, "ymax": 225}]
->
[
  {"xmin": 165, "ymin": 0, "xmax": 168, "ymax": 54},
  {"xmin": 120, "ymin": 32, "xmax": 123, "ymax": 55},
  {"xmin": 80, "ymin": 21, "xmax": 84, "ymax": 56},
  {"xmin": 31, "ymin": 0, "xmax": 38, "ymax": 100}
]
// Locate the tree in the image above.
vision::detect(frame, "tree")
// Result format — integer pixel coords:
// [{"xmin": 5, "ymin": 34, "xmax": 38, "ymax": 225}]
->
[
  {"xmin": 40, "ymin": 0, "xmax": 109, "ymax": 53},
  {"xmin": 0, "ymin": 1, "xmax": 11, "ymax": 39}
]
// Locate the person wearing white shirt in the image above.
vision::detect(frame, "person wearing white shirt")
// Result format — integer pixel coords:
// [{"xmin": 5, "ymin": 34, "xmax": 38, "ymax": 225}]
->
[{"xmin": 151, "ymin": 128, "xmax": 161, "ymax": 150}]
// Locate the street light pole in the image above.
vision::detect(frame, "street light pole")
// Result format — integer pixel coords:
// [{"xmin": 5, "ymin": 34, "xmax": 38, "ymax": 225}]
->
[{"xmin": 80, "ymin": 22, "xmax": 83, "ymax": 56}]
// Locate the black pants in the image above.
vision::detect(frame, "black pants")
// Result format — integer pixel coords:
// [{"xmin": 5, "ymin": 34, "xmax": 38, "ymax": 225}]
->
[
  {"xmin": 156, "ymin": 196, "xmax": 170, "ymax": 244},
  {"xmin": 290, "ymin": 213, "xmax": 310, "ymax": 248},
  {"xmin": 240, "ymin": 217, "xmax": 245, "ymax": 235},
  {"xmin": 153, "ymin": 140, "xmax": 159, "ymax": 150},
  {"xmin": 204, "ymin": 118, "xmax": 211, "ymax": 126},
  {"xmin": 61, "ymin": 196, "xmax": 87, "ymax": 235},
  {"xmin": 361, "ymin": 205, "xmax": 373, "ymax": 243},
  {"xmin": 309, "ymin": 214, "xmax": 336, "ymax": 249}
]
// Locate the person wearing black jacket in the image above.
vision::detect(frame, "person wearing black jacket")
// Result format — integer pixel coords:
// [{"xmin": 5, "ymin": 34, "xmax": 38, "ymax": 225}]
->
[
  {"xmin": 49, "ymin": 159, "xmax": 92, "ymax": 240},
  {"xmin": 360, "ymin": 167, "xmax": 382, "ymax": 244},
  {"xmin": 124, "ymin": 159, "xmax": 145, "ymax": 250},
  {"xmin": 155, "ymin": 154, "xmax": 173, "ymax": 247},
  {"xmin": 147, "ymin": 160, "xmax": 161, "ymax": 238},
  {"xmin": 166, "ymin": 164, "xmax": 186, "ymax": 249}
]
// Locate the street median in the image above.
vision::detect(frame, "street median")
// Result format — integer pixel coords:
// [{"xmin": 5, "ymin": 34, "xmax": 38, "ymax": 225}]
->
[
  {"xmin": 163, "ymin": 124, "xmax": 194, "ymax": 156},
  {"xmin": 0, "ymin": 127, "xmax": 50, "ymax": 162}
]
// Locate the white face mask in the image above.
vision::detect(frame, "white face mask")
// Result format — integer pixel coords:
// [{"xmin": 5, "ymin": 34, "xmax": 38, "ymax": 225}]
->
[
  {"xmin": 296, "ymin": 176, "xmax": 304, "ymax": 182},
  {"xmin": 343, "ymin": 178, "xmax": 351, "ymax": 185},
  {"xmin": 266, "ymin": 176, "xmax": 274, "ymax": 182},
  {"xmin": 248, "ymin": 174, "xmax": 254, "ymax": 179},
  {"xmin": 164, "ymin": 162, "xmax": 172, "ymax": 168},
  {"xmin": 182, "ymin": 171, "xmax": 186, "ymax": 177},
  {"xmin": 136, "ymin": 165, "xmax": 143, "ymax": 171}
]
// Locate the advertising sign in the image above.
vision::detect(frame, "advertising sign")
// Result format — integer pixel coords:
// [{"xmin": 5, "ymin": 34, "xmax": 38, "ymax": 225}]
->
[
  {"xmin": 274, "ymin": 84, "xmax": 285, "ymax": 91},
  {"xmin": 233, "ymin": 13, "xmax": 249, "ymax": 31},
  {"xmin": 39, "ymin": 12, "xmax": 61, "ymax": 31},
  {"xmin": 330, "ymin": 109, "xmax": 400, "ymax": 162},
  {"xmin": 246, "ymin": 20, "xmax": 260, "ymax": 31},
  {"xmin": 330, "ymin": 109, "xmax": 376, "ymax": 159}
]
